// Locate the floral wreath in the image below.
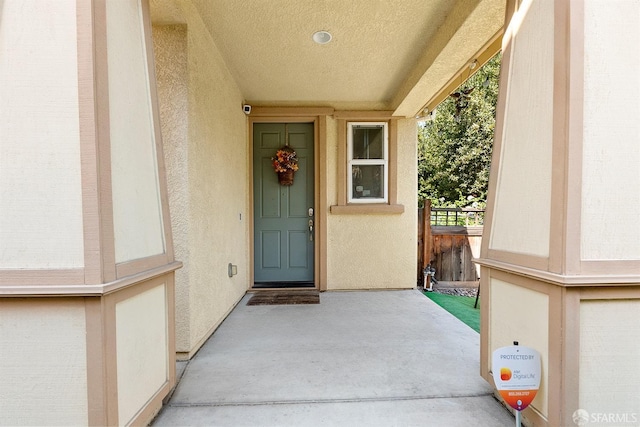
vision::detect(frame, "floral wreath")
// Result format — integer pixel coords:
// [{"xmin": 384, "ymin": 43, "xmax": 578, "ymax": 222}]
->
[{"xmin": 272, "ymin": 146, "xmax": 299, "ymax": 173}]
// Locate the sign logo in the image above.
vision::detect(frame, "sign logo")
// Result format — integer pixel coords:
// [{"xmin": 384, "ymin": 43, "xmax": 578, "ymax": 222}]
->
[
  {"xmin": 500, "ymin": 367, "xmax": 512, "ymax": 381},
  {"xmin": 492, "ymin": 345, "xmax": 541, "ymax": 412},
  {"xmin": 572, "ymin": 409, "xmax": 638, "ymax": 425},
  {"xmin": 573, "ymin": 409, "xmax": 590, "ymax": 426}
]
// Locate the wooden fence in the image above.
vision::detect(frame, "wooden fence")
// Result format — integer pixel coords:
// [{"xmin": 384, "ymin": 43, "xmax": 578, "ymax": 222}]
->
[{"xmin": 418, "ymin": 201, "xmax": 483, "ymax": 285}]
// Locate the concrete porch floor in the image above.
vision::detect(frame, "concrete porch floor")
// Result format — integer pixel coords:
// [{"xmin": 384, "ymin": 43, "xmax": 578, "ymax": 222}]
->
[{"xmin": 152, "ymin": 290, "xmax": 514, "ymax": 426}]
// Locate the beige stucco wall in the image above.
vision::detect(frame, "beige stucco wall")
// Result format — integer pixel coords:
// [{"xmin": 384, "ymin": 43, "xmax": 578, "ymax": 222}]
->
[
  {"xmin": 0, "ymin": 0, "xmax": 84, "ymax": 269},
  {"xmin": 116, "ymin": 284, "xmax": 168, "ymax": 425},
  {"xmin": 326, "ymin": 118, "xmax": 417, "ymax": 290},
  {"xmin": 581, "ymin": 0, "xmax": 640, "ymax": 261},
  {"xmin": 108, "ymin": 0, "xmax": 166, "ymax": 264},
  {"xmin": 152, "ymin": 24, "xmax": 191, "ymax": 353},
  {"xmin": 488, "ymin": 0, "xmax": 553, "ymax": 258},
  {"xmin": 489, "ymin": 279, "xmax": 549, "ymax": 417},
  {"xmin": 0, "ymin": 298, "xmax": 88, "ymax": 425},
  {"xmin": 579, "ymin": 299, "xmax": 640, "ymax": 418},
  {"xmin": 151, "ymin": 0, "xmax": 249, "ymax": 356}
]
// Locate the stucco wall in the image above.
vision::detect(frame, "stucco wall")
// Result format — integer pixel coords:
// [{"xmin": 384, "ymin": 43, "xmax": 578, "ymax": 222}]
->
[
  {"xmin": 151, "ymin": 0, "xmax": 249, "ymax": 356},
  {"xmin": 488, "ymin": 0, "xmax": 553, "ymax": 258},
  {"xmin": 116, "ymin": 284, "xmax": 169, "ymax": 425},
  {"xmin": 326, "ymin": 118, "xmax": 417, "ymax": 289},
  {"xmin": 581, "ymin": 0, "xmax": 640, "ymax": 261},
  {"xmin": 0, "ymin": 298, "xmax": 88, "ymax": 425},
  {"xmin": 184, "ymin": 3, "xmax": 249, "ymax": 349},
  {"xmin": 489, "ymin": 279, "xmax": 549, "ymax": 417},
  {"xmin": 0, "ymin": 0, "xmax": 84, "ymax": 269},
  {"xmin": 108, "ymin": 0, "xmax": 166, "ymax": 264},
  {"xmin": 152, "ymin": 24, "xmax": 191, "ymax": 353}
]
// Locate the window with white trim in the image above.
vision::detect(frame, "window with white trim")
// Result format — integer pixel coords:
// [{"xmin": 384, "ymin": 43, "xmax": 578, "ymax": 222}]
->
[{"xmin": 347, "ymin": 122, "xmax": 388, "ymax": 203}]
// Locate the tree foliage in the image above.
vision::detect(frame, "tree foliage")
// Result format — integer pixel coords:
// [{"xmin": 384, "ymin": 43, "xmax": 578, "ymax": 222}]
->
[{"xmin": 418, "ymin": 54, "xmax": 501, "ymax": 208}]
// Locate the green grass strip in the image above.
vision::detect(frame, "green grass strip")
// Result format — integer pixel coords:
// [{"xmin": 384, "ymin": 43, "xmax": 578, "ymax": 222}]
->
[{"xmin": 423, "ymin": 292, "xmax": 480, "ymax": 333}]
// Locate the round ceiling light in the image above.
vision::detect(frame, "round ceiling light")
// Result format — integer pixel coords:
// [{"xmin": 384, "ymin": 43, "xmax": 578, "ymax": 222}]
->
[{"xmin": 312, "ymin": 31, "xmax": 332, "ymax": 45}]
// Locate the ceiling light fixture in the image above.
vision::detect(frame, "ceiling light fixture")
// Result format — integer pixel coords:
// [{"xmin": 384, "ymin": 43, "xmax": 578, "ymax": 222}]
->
[{"xmin": 312, "ymin": 31, "xmax": 332, "ymax": 45}]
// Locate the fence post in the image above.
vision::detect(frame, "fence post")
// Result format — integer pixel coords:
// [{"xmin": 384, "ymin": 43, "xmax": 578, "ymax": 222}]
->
[
  {"xmin": 423, "ymin": 199, "xmax": 432, "ymax": 273},
  {"xmin": 417, "ymin": 208, "xmax": 423, "ymax": 282}
]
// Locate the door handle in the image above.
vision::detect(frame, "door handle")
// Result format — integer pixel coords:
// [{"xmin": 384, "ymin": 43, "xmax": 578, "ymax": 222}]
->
[{"xmin": 308, "ymin": 219, "xmax": 314, "ymax": 241}]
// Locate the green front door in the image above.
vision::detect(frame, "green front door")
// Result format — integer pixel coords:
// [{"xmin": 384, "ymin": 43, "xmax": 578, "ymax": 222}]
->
[{"xmin": 253, "ymin": 123, "xmax": 314, "ymax": 287}]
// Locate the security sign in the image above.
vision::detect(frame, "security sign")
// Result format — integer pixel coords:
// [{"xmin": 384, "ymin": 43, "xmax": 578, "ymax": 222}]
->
[{"xmin": 492, "ymin": 345, "xmax": 541, "ymax": 412}]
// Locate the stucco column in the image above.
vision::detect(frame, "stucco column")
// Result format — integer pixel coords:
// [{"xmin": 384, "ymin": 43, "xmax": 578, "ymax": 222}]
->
[
  {"xmin": 476, "ymin": 1, "xmax": 640, "ymax": 426},
  {"xmin": 0, "ymin": 0, "xmax": 179, "ymax": 425},
  {"xmin": 148, "ymin": 1, "xmax": 250, "ymax": 360}
]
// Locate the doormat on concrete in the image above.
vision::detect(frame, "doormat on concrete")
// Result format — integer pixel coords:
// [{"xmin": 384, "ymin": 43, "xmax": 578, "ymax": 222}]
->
[{"xmin": 246, "ymin": 291, "xmax": 320, "ymax": 306}]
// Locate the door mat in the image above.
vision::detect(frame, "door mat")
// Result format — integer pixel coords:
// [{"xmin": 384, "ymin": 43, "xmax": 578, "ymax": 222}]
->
[{"xmin": 246, "ymin": 290, "xmax": 320, "ymax": 306}]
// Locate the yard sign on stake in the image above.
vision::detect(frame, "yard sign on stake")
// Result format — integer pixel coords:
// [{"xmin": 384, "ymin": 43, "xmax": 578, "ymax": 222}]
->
[{"xmin": 492, "ymin": 342, "xmax": 541, "ymax": 427}]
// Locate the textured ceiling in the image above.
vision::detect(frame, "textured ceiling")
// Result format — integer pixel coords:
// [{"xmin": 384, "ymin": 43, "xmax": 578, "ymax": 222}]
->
[{"xmin": 150, "ymin": 0, "xmax": 505, "ymax": 116}]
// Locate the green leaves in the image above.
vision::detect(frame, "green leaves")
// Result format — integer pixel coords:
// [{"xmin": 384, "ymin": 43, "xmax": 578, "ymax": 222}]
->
[{"xmin": 418, "ymin": 54, "xmax": 501, "ymax": 209}]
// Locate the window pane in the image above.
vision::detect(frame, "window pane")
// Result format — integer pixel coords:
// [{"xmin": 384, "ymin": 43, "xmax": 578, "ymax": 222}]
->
[
  {"xmin": 352, "ymin": 126, "xmax": 383, "ymax": 159},
  {"xmin": 352, "ymin": 165, "xmax": 384, "ymax": 199}
]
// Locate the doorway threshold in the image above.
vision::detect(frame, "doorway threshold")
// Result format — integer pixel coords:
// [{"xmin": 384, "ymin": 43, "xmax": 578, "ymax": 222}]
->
[{"xmin": 253, "ymin": 282, "xmax": 315, "ymax": 289}]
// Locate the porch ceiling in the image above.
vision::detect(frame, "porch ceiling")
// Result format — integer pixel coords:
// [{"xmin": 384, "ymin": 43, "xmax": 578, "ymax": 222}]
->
[{"xmin": 150, "ymin": 0, "xmax": 506, "ymax": 117}]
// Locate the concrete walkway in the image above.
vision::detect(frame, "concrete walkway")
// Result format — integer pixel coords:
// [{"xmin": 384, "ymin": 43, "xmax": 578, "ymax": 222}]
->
[{"xmin": 152, "ymin": 290, "xmax": 514, "ymax": 426}]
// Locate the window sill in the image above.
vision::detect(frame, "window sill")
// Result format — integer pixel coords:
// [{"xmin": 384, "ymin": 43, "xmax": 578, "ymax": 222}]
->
[{"xmin": 329, "ymin": 204, "xmax": 405, "ymax": 215}]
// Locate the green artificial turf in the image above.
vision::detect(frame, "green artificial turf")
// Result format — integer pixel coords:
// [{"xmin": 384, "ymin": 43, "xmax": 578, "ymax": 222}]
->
[{"xmin": 423, "ymin": 292, "xmax": 480, "ymax": 333}]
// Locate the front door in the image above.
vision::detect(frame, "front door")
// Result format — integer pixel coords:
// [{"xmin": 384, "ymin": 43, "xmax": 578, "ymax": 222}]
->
[{"xmin": 253, "ymin": 123, "xmax": 314, "ymax": 287}]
